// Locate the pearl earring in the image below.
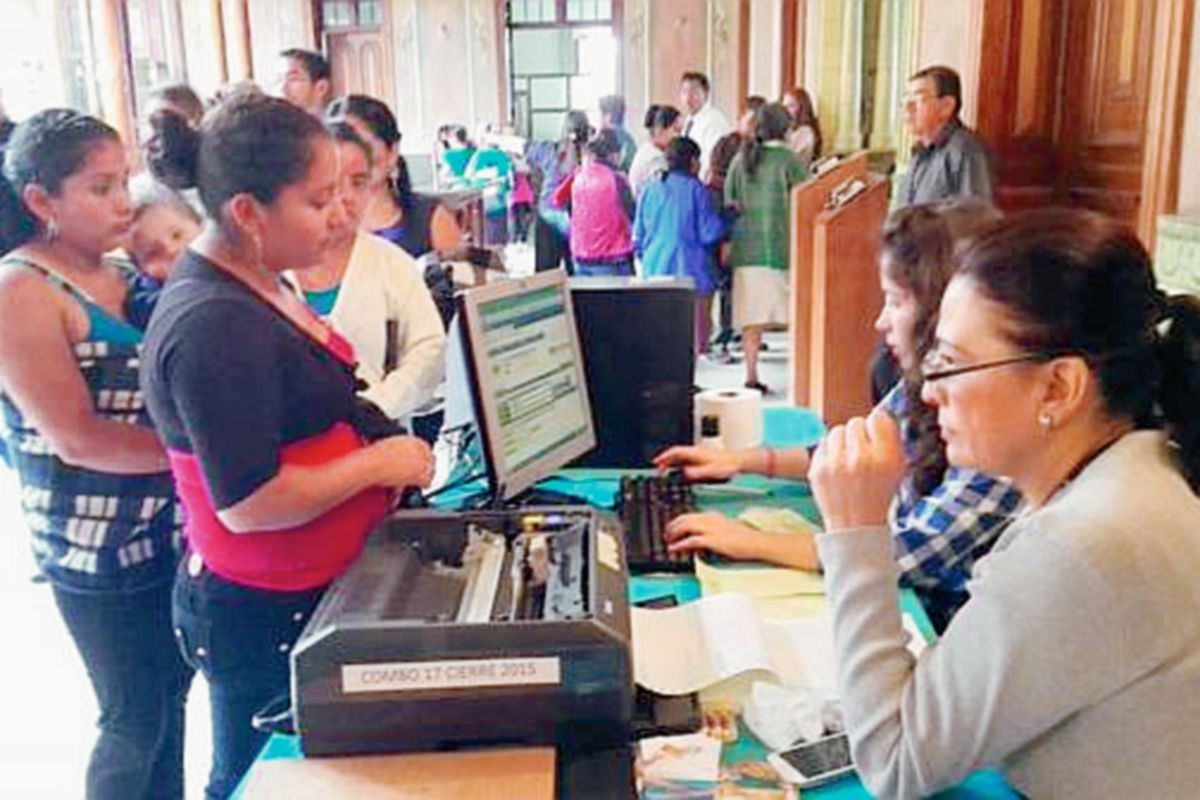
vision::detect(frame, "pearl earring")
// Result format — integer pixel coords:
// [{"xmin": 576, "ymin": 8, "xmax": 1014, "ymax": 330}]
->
[{"xmin": 1038, "ymin": 412, "xmax": 1054, "ymax": 432}]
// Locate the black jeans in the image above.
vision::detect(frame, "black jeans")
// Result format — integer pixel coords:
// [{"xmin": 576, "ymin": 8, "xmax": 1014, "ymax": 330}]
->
[
  {"xmin": 54, "ymin": 581, "xmax": 194, "ymax": 800},
  {"xmin": 172, "ymin": 561, "xmax": 325, "ymax": 800}
]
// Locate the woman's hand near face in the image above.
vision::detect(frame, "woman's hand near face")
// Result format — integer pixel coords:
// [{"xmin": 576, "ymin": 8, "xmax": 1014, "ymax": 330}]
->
[
  {"xmin": 367, "ymin": 435, "xmax": 435, "ymax": 489},
  {"xmin": 654, "ymin": 445, "xmax": 743, "ymax": 481},
  {"xmin": 810, "ymin": 408, "xmax": 906, "ymax": 531}
]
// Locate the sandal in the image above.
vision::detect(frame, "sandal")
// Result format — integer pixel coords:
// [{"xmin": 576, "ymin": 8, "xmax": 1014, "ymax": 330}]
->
[{"xmin": 744, "ymin": 380, "xmax": 769, "ymax": 394}]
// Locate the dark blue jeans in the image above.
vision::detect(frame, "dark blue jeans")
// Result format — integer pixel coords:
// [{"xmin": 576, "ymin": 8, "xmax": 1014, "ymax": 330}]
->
[
  {"xmin": 172, "ymin": 561, "xmax": 325, "ymax": 800},
  {"xmin": 54, "ymin": 581, "xmax": 194, "ymax": 800}
]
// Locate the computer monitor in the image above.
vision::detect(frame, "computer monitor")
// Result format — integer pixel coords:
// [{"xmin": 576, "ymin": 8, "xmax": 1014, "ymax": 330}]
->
[{"xmin": 456, "ymin": 270, "xmax": 596, "ymax": 501}]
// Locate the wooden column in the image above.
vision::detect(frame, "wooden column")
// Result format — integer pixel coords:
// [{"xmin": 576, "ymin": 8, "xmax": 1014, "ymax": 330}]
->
[
  {"xmin": 781, "ymin": 0, "xmax": 799, "ymax": 91},
  {"xmin": 93, "ymin": 0, "xmax": 136, "ymax": 144},
  {"xmin": 227, "ymin": 0, "xmax": 254, "ymax": 80},
  {"xmin": 209, "ymin": 0, "xmax": 230, "ymax": 85}
]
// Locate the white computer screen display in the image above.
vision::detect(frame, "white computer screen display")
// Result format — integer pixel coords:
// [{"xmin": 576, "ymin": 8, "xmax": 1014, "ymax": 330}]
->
[{"xmin": 460, "ymin": 271, "xmax": 596, "ymax": 500}]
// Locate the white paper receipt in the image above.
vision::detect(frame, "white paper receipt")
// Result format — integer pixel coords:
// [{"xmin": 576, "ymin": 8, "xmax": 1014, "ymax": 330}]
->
[{"xmin": 342, "ymin": 657, "xmax": 562, "ymax": 694}]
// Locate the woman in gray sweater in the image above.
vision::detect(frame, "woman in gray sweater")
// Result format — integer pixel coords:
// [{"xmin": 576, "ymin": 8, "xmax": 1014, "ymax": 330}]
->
[{"xmin": 809, "ymin": 208, "xmax": 1200, "ymax": 799}]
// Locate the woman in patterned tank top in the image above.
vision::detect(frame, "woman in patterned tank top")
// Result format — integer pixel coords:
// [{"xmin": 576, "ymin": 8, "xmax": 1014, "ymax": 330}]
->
[{"xmin": 0, "ymin": 110, "xmax": 191, "ymax": 800}]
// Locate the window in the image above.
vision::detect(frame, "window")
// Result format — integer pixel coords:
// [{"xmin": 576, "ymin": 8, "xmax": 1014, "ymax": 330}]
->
[
  {"xmin": 506, "ymin": 1, "xmax": 619, "ymax": 140},
  {"xmin": 321, "ymin": 0, "xmax": 383, "ymax": 31}
]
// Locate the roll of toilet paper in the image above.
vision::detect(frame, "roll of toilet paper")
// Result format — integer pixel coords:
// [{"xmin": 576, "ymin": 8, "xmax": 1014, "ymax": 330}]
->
[{"xmin": 694, "ymin": 388, "xmax": 763, "ymax": 451}]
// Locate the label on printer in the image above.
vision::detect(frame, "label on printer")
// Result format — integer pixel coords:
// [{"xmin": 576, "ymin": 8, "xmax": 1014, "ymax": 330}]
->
[{"xmin": 341, "ymin": 657, "xmax": 563, "ymax": 694}]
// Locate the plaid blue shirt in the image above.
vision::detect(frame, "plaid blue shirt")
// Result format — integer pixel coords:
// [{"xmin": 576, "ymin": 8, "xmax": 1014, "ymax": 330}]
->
[{"xmin": 881, "ymin": 384, "xmax": 1024, "ymax": 627}]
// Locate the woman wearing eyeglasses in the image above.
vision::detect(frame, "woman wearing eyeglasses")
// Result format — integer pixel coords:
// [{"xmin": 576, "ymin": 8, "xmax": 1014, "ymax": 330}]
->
[
  {"xmin": 811, "ymin": 208, "xmax": 1200, "ymax": 798},
  {"xmin": 658, "ymin": 203, "xmax": 1019, "ymax": 631}
]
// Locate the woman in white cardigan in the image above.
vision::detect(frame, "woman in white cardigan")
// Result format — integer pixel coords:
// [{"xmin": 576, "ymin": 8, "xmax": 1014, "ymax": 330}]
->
[
  {"xmin": 293, "ymin": 122, "xmax": 445, "ymax": 424},
  {"xmin": 809, "ymin": 209, "xmax": 1200, "ymax": 799}
]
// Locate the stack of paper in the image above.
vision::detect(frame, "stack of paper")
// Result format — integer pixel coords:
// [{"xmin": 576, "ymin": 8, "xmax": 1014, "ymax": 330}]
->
[
  {"xmin": 695, "ymin": 506, "xmax": 828, "ymax": 619},
  {"xmin": 631, "ymin": 594, "xmax": 839, "ymax": 697}
]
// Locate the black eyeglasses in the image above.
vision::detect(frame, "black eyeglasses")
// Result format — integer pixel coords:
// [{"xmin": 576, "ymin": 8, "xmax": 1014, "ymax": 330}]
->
[{"xmin": 920, "ymin": 351, "xmax": 1063, "ymax": 383}]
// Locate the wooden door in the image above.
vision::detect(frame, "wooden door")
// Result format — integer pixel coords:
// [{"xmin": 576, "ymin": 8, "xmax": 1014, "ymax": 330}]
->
[
  {"xmin": 327, "ymin": 31, "xmax": 395, "ymax": 106},
  {"xmin": 1060, "ymin": 0, "xmax": 1156, "ymax": 226},
  {"xmin": 976, "ymin": 0, "xmax": 1066, "ymax": 212},
  {"xmin": 977, "ymin": 0, "xmax": 1180, "ymax": 236}
]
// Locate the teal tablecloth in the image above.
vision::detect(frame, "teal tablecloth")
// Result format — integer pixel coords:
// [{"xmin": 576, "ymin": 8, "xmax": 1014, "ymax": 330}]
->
[{"xmin": 232, "ymin": 406, "xmax": 1018, "ymax": 798}]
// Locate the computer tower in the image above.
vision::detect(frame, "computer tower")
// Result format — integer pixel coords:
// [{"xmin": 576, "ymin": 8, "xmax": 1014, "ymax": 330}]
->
[{"xmin": 569, "ymin": 277, "xmax": 695, "ymax": 468}]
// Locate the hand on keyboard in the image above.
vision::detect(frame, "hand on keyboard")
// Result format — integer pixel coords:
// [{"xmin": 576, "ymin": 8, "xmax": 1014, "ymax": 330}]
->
[
  {"xmin": 652, "ymin": 445, "xmax": 742, "ymax": 483},
  {"xmin": 617, "ymin": 472, "xmax": 697, "ymax": 572},
  {"xmin": 663, "ymin": 512, "xmax": 770, "ymax": 561}
]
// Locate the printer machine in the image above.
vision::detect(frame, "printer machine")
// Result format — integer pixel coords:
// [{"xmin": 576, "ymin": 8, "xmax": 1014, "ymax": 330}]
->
[{"xmin": 289, "ymin": 505, "xmax": 633, "ymax": 758}]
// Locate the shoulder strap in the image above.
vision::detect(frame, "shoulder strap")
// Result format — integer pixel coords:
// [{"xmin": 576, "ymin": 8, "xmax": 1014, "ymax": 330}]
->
[{"xmin": 0, "ymin": 254, "xmax": 94, "ymax": 306}]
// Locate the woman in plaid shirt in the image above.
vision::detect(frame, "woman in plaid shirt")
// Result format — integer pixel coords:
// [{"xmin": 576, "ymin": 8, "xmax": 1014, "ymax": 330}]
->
[{"xmin": 658, "ymin": 203, "xmax": 1022, "ymax": 631}]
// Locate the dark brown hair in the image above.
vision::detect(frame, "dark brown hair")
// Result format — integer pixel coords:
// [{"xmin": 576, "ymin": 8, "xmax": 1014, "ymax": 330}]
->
[
  {"xmin": 880, "ymin": 201, "xmax": 1004, "ymax": 494},
  {"xmin": 958, "ymin": 208, "xmax": 1200, "ymax": 490},
  {"xmin": 155, "ymin": 93, "xmax": 328, "ymax": 221},
  {"xmin": 0, "ymin": 110, "xmax": 120, "ymax": 253},
  {"xmin": 911, "ymin": 65, "xmax": 963, "ymax": 117}
]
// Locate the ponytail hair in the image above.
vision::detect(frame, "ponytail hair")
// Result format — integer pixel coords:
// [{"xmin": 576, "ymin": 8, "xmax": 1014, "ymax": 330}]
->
[
  {"xmin": 1156, "ymin": 295, "xmax": 1200, "ymax": 490},
  {"xmin": 740, "ymin": 102, "xmax": 791, "ymax": 178},
  {"xmin": 664, "ymin": 136, "xmax": 701, "ymax": 177},
  {"xmin": 0, "ymin": 109, "xmax": 119, "ymax": 255},
  {"xmin": 145, "ymin": 109, "xmax": 199, "ymax": 191}
]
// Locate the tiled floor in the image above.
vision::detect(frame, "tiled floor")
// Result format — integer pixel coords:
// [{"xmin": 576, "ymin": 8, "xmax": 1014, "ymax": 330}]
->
[
  {"xmin": 0, "ymin": 330, "xmax": 792, "ymax": 799},
  {"xmin": 0, "ymin": 462, "xmax": 213, "ymax": 799}
]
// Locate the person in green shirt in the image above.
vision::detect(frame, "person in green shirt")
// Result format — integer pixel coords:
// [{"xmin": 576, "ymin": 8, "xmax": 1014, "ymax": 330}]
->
[
  {"xmin": 437, "ymin": 124, "xmax": 476, "ymax": 182},
  {"xmin": 465, "ymin": 138, "xmax": 514, "ymax": 244},
  {"xmin": 725, "ymin": 102, "xmax": 809, "ymax": 393}
]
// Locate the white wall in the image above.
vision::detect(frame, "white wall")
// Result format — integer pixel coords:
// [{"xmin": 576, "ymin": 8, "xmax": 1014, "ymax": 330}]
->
[
  {"xmin": 913, "ymin": 0, "xmax": 984, "ymax": 125},
  {"xmin": 247, "ymin": 0, "xmax": 317, "ymax": 91},
  {"xmin": 747, "ymin": 0, "xmax": 783, "ymax": 100},
  {"xmin": 0, "ymin": 0, "xmax": 68, "ymax": 118}
]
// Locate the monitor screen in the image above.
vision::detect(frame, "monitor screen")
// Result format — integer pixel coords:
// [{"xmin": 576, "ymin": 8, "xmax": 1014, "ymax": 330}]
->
[{"xmin": 458, "ymin": 270, "xmax": 596, "ymax": 500}]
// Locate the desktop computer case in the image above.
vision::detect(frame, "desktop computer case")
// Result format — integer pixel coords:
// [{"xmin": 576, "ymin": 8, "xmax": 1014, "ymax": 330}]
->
[{"xmin": 290, "ymin": 507, "xmax": 633, "ymax": 758}]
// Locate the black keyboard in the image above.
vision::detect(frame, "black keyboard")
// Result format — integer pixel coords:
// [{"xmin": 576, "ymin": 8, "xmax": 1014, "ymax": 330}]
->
[{"xmin": 617, "ymin": 472, "xmax": 696, "ymax": 573}]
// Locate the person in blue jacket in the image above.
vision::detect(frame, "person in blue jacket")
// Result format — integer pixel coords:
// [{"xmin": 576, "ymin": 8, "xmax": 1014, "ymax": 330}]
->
[{"xmin": 634, "ymin": 136, "xmax": 725, "ymax": 355}]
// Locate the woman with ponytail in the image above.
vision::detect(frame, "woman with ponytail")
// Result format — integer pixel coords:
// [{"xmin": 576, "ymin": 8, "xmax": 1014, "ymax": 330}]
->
[
  {"xmin": 327, "ymin": 94, "xmax": 462, "ymax": 258},
  {"xmin": 724, "ymin": 102, "xmax": 808, "ymax": 393},
  {"xmin": 140, "ymin": 94, "xmax": 433, "ymax": 798},
  {"xmin": 809, "ymin": 208, "xmax": 1200, "ymax": 799},
  {"xmin": 0, "ymin": 109, "xmax": 191, "ymax": 800}
]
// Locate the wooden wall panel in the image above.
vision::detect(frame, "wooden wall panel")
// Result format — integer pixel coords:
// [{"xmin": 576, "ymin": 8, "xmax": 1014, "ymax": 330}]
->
[
  {"xmin": 1062, "ymin": 0, "xmax": 1156, "ymax": 225},
  {"xmin": 978, "ymin": 0, "xmax": 1190, "ymax": 240},
  {"xmin": 648, "ymin": 0, "xmax": 710, "ymax": 106},
  {"xmin": 975, "ymin": 0, "xmax": 1063, "ymax": 211}
]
